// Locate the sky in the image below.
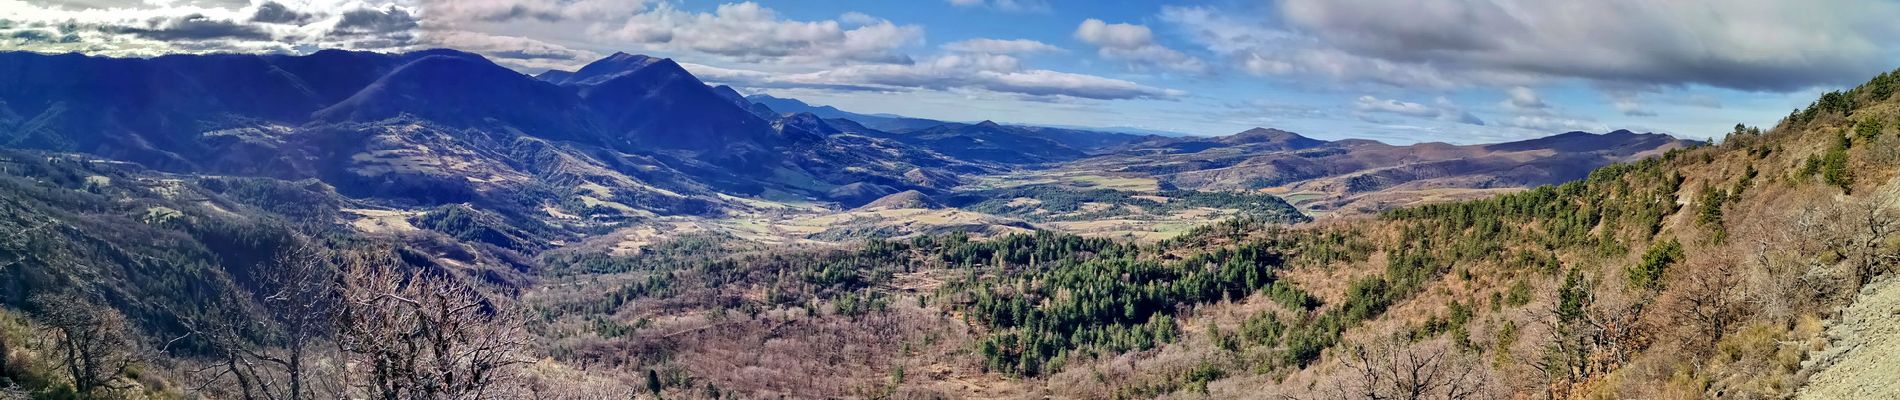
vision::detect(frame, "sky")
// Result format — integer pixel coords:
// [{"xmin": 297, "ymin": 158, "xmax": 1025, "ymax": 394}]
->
[{"xmin": 5, "ymin": 0, "xmax": 1899, "ymax": 143}]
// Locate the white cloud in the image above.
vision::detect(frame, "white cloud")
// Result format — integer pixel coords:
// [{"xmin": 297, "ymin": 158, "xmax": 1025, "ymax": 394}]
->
[
  {"xmin": 1502, "ymin": 86, "xmax": 1547, "ymax": 110},
  {"xmin": 417, "ymin": 0, "xmax": 648, "ymax": 23},
  {"xmin": 1684, "ymin": 94, "xmax": 1722, "ymax": 109},
  {"xmin": 945, "ymin": 0, "xmax": 1049, "ymax": 13},
  {"xmin": 1612, "ymin": 98, "xmax": 1656, "ymax": 117},
  {"xmin": 427, "ymin": 30, "xmax": 602, "ymax": 70},
  {"xmin": 592, "ymin": 2, "xmax": 922, "ymax": 65},
  {"xmin": 1162, "ymin": 5, "xmax": 1536, "ymax": 89},
  {"xmin": 2, "ymin": 0, "xmax": 1191, "ymax": 106},
  {"xmin": 1492, "ymin": 86, "xmax": 1623, "ymax": 133},
  {"xmin": 0, "ymin": 0, "xmax": 428, "ymax": 56},
  {"xmin": 1598, "ymin": 87, "xmax": 1659, "ymax": 117},
  {"xmin": 696, "ymin": 54, "xmax": 1183, "ymax": 101},
  {"xmin": 837, "ymin": 11, "xmax": 878, "ymax": 27},
  {"xmin": 1506, "ymin": 115, "xmax": 1608, "ymax": 132},
  {"xmin": 1074, "ymin": 18, "xmax": 1207, "ymax": 74},
  {"xmin": 0, "ymin": 1, "xmax": 921, "ymax": 69},
  {"xmin": 1354, "ymin": 95, "xmax": 1484, "ymax": 125},
  {"xmin": 1184, "ymin": 0, "xmax": 1900, "ymax": 92},
  {"xmin": 941, "ymin": 38, "xmax": 1061, "ymax": 54},
  {"xmin": 1355, "ymin": 96, "xmax": 1436, "ymax": 118}
]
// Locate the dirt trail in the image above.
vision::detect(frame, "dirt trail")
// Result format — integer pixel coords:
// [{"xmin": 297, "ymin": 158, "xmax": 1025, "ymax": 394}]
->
[{"xmin": 1797, "ymin": 276, "xmax": 1900, "ymax": 399}]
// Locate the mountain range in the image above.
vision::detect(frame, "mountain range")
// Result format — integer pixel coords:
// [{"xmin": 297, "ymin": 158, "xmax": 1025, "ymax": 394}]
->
[
  {"xmin": 7, "ymin": 45, "xmax": 1889, "ymax": 400},
  {"xmin": 0, "ymin": 50, "xmax": 989, "ymax": 221},
  {"xmin": 1061, "ymin": 127, "xmax": 1698, "ymax": 212},
  {"xmin": 0, "ymin": 49, "xmax": 1697, "ymax": 245}
]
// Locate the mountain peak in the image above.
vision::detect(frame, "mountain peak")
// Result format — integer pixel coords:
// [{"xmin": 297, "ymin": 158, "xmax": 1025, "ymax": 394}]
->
[
  {"xmin": 534, "ymin": 69, "xmax": 574, "ymax": 83},
  {"xmin": 562, "ymin": 52, "xmax": 668, "ymax": 86},
  {"xmin": 312, "ymin": 54, "xmax": 589, "ymax": 138},
  {"xmin": 403, "ymin": 48, "xmax": 489, "ymax": 63},
  {"xmin": 1236, "ymin": 127, "xmax": 1293, "ymax": 136},
  {"xmin": 1485, "ymin": 129, "xmax": 1692, "ymax": 153},
  {"xmin": 710, "ymin": 85, "xmax": 749, "ymax": 107},
  {"xmin": 577, "ymin": 54, "xmax": 782, "ymax": 155},
  {"xmin": 1221, "ymin": 127, "xmax": 1326, "ymax": 149},
  {"xmin": 972, "ymin": 120, "xmax": 1004, "ymax": 129},
  {"xmin": 1552, "ymin": 129, "xmax": 1648, "ymax": 139},
  {"xmin": 601, "ymin": 51, "xmax": 651, "ymax": 63},
  {"xmin": 857, "ymin": 190, "xmax": 944, "ymax": 211}
]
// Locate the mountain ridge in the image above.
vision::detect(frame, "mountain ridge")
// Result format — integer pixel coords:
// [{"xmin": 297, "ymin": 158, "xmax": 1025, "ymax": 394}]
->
[
  {"xmin": 1056, "ymin": 125, "xmax": 1699, "ymax": 212},
  {"xmin": 0, "ymin": 48, "xmax": 1703, "ymax": 231},
  {"xmin": 0, "ymin": 49, "xmax": 1000, "ymax": 225}
]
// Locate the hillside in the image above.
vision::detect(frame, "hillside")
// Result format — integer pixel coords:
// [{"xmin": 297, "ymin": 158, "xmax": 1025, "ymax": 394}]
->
[
  {"xmin": 0, "ymin": 49, "xmax": 1699, "ymax": 250},
  {"xmin": 0, "ymin": 149, "xmax": 572, "ymax": 398},
  {"xmin": 521, "ymin": 68, "xmax": 1900, "ymax": 398},
  {"xmin": 2, "ymin": 44, "xmax": 1894, "ymax": 399},
  {"xmin": 0, "ymin": 50, "xmax": 1002, "ymax": 234},
  {"xmin": 1054, "ymin": 127, "xmax": 1699, "ymax": 214}
]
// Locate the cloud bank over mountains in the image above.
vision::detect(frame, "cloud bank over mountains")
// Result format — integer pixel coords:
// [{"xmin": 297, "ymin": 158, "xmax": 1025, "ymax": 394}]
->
[{"xmin": 0, "ymin": 0, "xmax": 1172, "ymax": 101}]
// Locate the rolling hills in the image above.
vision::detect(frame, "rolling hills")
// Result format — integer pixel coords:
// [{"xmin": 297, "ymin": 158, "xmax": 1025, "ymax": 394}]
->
[
  {"xmin": 0, "ymin": 49, "xmax": 1702, "ymax": 252},
  {"xmin": 1056, "ymin": 127, "xmax": 1700, "ymax": 213},
  {"xmin": 2, "ymin": 46, "xmax": 1857, "ymax": 399},
  {"xmin": 520, "ymin": 66, "xmax": 1900, "ymax": 399}
]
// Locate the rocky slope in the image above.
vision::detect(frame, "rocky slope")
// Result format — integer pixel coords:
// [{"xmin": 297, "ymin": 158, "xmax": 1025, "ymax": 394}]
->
[{"xmin": 1798, "ymin": 275, "xmax": 1900, "ymax": 399}]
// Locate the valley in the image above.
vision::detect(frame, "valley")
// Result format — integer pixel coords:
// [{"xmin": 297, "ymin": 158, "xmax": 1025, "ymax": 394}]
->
[{"xmin": 0, "ymin": 46, "xmax": 1894, "ymax": 400}]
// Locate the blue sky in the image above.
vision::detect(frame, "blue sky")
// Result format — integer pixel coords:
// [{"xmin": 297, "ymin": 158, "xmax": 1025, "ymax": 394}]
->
[{"xmin": 6, "ymin": 0, "xmax": 1898, "ymax": 143}]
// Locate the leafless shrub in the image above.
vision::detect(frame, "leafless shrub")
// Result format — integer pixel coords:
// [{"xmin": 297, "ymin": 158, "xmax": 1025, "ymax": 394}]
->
[
  {"xmin": 336, "ymin": 250, "xmax": 532, "ymax": 399},
  {"xmin": 177, "ymin": 237, "xmax": 343, "ymax": 400},
  {"xmin": 1325, "ymin": 337, "xmax": 1496, "ymax": 400},
  {"xmin": 30, "ymin": 293, "xmax": 141, "ymax": 396},
  {"xmin": 1660, "ymin": 252, "xmax": 1748, "ymax": 355}
]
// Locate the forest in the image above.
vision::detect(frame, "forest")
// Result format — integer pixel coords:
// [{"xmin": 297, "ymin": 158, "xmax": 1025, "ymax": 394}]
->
[{"xmin": 518, "ymin": 68, "xmax": 1900, "ymax": 398}]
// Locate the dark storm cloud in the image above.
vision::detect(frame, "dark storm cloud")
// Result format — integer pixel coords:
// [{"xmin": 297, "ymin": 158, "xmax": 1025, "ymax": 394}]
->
[
  {"xmin": 334, "ymin": 7, "xmax": 419, "ymax": 35},
  {"xmin": 250, "ymin": 2, "xmax": 311, "ymax": 25},
  {"xmin": 121, "ymin": 14, "xmax": 269, "ymax": 41},
  {"xmin": 4, "ymin": 28, "xmax": 77, "ymax": 44}
]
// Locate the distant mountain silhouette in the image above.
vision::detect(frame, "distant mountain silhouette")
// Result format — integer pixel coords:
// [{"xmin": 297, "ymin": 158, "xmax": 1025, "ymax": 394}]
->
[
  {"xmin": 1069, "ymin": 127, "xmax": 1699, "ymax": 212},
  {"xmin": 0, "ymin": 49, "xmax": 999, "ymax": 214},
  {"xmin": 743, "ymin": 93, "xmax": 1153, "ymax": 156},
  {"xmin": 0, "ymin": 48, "xmax": 1699, "ymax": 220},
  {"xmin": 546, "ymin": 51, "xmax": 664, "ymax": 86},
  {"xmin": 877, "ymin": 120, "xmax": 1086, "ymax": 164},
  {"xmin": 313, "ymin": 54, "xmax": 597, "ymax": 143}
]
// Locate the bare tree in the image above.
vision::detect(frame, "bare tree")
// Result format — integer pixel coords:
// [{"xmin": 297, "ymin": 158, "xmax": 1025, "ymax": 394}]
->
[
  {"xmin": 0, "ymin": 323, "xmax": 9, "ymax": 382},
  {"xmin": 1532, "ymin": 269, "xmax": 1644, "ymax": 398},
  {"xmin": 30, "ymin": 293, "xmax": 140, "ymax": 396},
  {"xmin": 1737, "ymin": 198, "xmax": 1848, "ymax": 322},
  {"xmin": 177, "ymin": 237, "xmax": 342, "ymax": 400},
  {"xmin": 0, "ymin": 384, "xmax": 24, "ymax": 400},
  {"xmin": 1662, "ymin": 253, "xmax": 1746, "ymax": 354},
  {"xmin": 1842, "ymin": 193, "xmax": 1900, "ymax": 288},
  {"xmin": 335, "ymin": 250, "xmax": 530, "ymax": 399},
  {"xmin": 1736, "ymin": 193, "xmax": 1896, "ymax": 322},
  {"xmin": 1328, "ymin": 338, "xmax": 1493, "ymax": 400},
  {"xmin": 257, "ymin": 239, "xmax": 341, "ymax": 400}
]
